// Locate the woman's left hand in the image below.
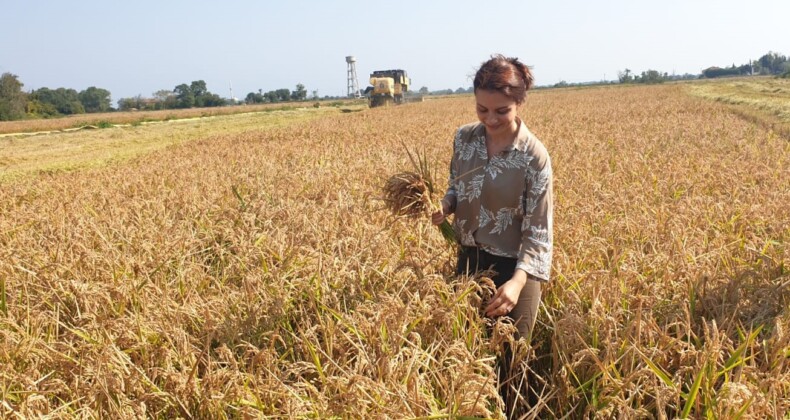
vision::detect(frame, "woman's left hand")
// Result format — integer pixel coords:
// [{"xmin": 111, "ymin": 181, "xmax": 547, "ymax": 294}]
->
[{"xmin": 484, "ymin": 271, "xmax": 527, "ymax": 317}]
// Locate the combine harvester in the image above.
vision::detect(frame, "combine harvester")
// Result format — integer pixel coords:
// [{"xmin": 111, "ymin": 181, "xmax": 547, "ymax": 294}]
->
[{"xmin": 366, "ymin": 69, "xmax": 421, "ymax": 107}]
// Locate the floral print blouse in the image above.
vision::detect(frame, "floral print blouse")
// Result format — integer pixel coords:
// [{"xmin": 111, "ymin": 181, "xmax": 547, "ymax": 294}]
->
[{"xmin": 441, "ymin": 119, "xmax": 553, "ymax": 281}]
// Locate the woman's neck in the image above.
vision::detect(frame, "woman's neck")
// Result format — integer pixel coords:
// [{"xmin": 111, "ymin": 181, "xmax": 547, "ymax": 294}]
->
[{"xmin": 485, "ymin": 119, "xmax": 520, "ymax": 145}]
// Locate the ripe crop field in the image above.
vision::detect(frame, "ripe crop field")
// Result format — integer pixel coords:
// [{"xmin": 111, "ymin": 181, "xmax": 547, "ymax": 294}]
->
[{"xmin": 0, "ymin": 83, "xmax": 788, "ymax": 418}]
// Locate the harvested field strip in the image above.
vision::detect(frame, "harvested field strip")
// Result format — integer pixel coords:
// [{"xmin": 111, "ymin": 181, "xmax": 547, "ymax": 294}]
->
[
  {"xmin": 0, "ymin": 107, "xmax": 353, "ymax": 183},
  {"xmin": 0, "ymin": 99, "xmax": 367, "ymax": 135},
  {"xmin": 688, "ymin": 77, "xmax": 790, "ymax": 138},
  {"xmin": 0, "ymin": 108, "xmax": 321, "ymax": 139}
]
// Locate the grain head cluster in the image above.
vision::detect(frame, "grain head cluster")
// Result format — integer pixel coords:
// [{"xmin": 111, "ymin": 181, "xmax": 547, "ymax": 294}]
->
[
  {"xmin": 383, "ymin": 171, "xmax": 431, "ymax": 218},
  {"xmin": 0, "ymin": 84, "xmax": 787, "ymax": 418}
]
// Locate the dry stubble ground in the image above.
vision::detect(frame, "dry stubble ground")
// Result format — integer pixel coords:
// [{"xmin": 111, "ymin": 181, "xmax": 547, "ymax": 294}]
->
[{"xmin": 0, "ymin": 84, "xmax": 788, "ymax": 418}]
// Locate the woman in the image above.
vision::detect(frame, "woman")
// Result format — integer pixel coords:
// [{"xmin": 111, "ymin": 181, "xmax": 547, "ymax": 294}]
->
[
  {"xmin": 432, "ymin": 54, "xmax": 552, "ymax": 339},
  {"xmin": 432, "ymin": 54, "xmax": 552, "ymax": 413}
]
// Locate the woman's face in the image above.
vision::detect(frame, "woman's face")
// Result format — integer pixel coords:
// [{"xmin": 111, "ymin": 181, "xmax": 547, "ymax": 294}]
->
[{"xmin": 475, "ymin": 89, "xmax": 520, "ymax": 139}]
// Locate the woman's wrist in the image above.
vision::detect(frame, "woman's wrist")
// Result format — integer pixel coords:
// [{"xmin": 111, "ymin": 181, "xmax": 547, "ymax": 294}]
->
[
  {"xmin": 440, "ymin": 198, "xmax": 453, "ymax": 215},
  {"xmin": 510, "ymin": 269, "xmax": 528, "ymax": 286}
]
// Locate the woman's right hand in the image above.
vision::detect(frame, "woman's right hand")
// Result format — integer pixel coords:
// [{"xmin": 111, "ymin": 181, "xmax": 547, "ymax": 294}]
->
[{"xmin": 431, "ymin": 201, "xmax": 451, "ymax": 225}]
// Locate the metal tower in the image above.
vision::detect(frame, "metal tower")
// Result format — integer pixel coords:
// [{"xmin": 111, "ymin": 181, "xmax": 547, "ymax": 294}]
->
[{"xmin": 346, "ymin": 56, "xmax": 361, "ymax": 98}]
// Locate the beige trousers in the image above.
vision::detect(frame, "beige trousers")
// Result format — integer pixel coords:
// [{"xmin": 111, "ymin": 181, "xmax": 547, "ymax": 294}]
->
[
  {"xmin": 456, "ymin": 246, "xmax": 542, "ymax": 338},
  {"xmin": 509, "ymin": 277, "xmax": 541, "ymax": 339}
]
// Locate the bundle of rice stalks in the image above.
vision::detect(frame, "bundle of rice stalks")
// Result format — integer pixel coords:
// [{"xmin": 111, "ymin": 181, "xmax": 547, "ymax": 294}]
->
[
  {"xmin": 383, "ymin": 171, "xmax": 431, "ymax": 218},
  {"xmin": 383, "ymin": 142, "xmax": 456, "ymax": 243}
]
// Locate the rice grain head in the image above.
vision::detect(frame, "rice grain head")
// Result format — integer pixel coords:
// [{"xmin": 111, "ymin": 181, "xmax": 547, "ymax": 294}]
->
[{"xmin": 383, "ymin": 171, "xmax": 431, "ymax": 218}]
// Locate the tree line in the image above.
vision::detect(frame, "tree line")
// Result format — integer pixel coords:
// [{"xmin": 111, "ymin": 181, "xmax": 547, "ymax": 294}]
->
[
  {"xmin": 616, "ymin": 69, "xmax": 698, "ymax": 84},
  {"xmin": 0, "ymin": 72, "xmax": 314, "ymax": 121},
  {"xmin": 699, "ymin": 51, "xmax": 788, "ymax": 79},
  {"xmin": 116, "ymin": 80, "xmax": 227, "ymax": 111},
  {"xmin": 617, "ymin": 51, "xmax": 790, "ymax": 85},
  {"xmin": 0, "ymin": 73, "xmax": 115, "ymax": 121},
  {"xmin": 244, "ymin": 84, "xmax": 307, "ymax": 104}
]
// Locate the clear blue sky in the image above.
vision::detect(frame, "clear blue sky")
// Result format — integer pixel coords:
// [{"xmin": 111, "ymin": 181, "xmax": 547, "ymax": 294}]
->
[{"xmin": 2, "ymin": 0, "xmax": 788, "ymax": 104}]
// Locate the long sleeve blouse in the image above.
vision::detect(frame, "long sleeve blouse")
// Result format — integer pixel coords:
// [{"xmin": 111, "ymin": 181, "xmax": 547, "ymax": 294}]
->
[{"xmin": 441, "ymin": 119, "xmax": 553, "ymax": 281}]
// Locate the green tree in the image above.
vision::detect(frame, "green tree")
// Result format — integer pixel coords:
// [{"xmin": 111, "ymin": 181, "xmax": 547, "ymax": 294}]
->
[
  {"xmin": 31, "ymin": 87, "xmax": 84, "ymax": 115},
  {"xmin": 0, "ymin": 72, "xmax": 27, "ymax": 121},
  {"xmin": 291, "ymin": 83, "xmax": 307, "ymax": 101},
  {"xmin": 640, "ymin": 70, "xmax": 664, "ymax": 84},
  {"xmin": 263, "ymin": 91, "xmax": 277, "ymax": 103},
  {"xmin": 276, "ymin": 88, "xmax": 291, "ymax": 102},
  {"xmin": 201, "ymin": 93, "xmax": 225, "ymax": 107},
  {"xmin": 702, "ymin": 66, "xmax": 740, "ymax": 78},
  {"xmin": 618, "ymin": 69, "xmax": 633, "ymax": 83},
  {"xmin": 245, "ymin": 92, "xmax": 263, "ymax": 104},
  {"xmin": 757, "ymin": 51, "xmax": 787, "ymax": 74},
  {"xmin": 189, "ymin": 80, "xmax": 208, "ymax": 106},
  {"xmin": 78, "ymin": 86, "xmax": 112, "ymax": 113},
  {"xmin": 418, "ymin": 86, "xmax": 429, "ymax": 95},
  {"xmin": 153, "ymin": 89, "xmax": 177, "ymax": 110},
  {"xmin": 190, "ymin": 80, "xmax": 208, "ymax": 97},
  {"xmin": 116, "ymin": 95, "xmax": 150, "ymax": 111},
  {"xmin": 26, "ymin": 99, "xmax": 59, "ymax": 117},
  {"xmin": 117, "ymin": 97, "xmax": 136, "ymax": 111},
  {"xmin": 174, "ymin": 84, "xmax": 195, "ymax": 108}
]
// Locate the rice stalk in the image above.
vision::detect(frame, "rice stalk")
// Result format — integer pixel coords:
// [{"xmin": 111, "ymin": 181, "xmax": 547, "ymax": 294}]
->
[{"xmin": 383, "ymin": 140, "xmax": 456, "ymax": 244}]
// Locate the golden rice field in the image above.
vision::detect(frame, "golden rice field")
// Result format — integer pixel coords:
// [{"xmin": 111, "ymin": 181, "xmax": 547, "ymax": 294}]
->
[{"xmin": 0, "ymin": 82, "xmax": 788, "ymax": 418}]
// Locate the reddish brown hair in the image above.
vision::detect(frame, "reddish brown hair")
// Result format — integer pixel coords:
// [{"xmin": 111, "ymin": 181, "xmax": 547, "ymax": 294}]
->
[{"xmin": 473, "ymin": 54, "xmax": 534, "ymax": 104}]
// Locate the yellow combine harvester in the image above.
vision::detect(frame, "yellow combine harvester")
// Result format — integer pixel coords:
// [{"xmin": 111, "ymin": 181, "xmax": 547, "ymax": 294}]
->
[{"xmin": 366, "ymin": 69, "xmax": 410, "ymax": 107}]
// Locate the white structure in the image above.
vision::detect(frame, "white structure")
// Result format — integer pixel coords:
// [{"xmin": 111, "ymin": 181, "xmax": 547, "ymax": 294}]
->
[
  {"xmin": 229, "ymin": 81, "xmax": 238, "ymax": 103},
  {"xmin": 346, "ymin": 56, "xmax": 362, "ymax": 98}
]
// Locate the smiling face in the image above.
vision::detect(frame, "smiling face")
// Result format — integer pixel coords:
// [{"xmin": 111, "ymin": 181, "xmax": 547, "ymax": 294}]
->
[{"xmin": 475, "ymin": 89, "xmax": 520, "ymax": 139}]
